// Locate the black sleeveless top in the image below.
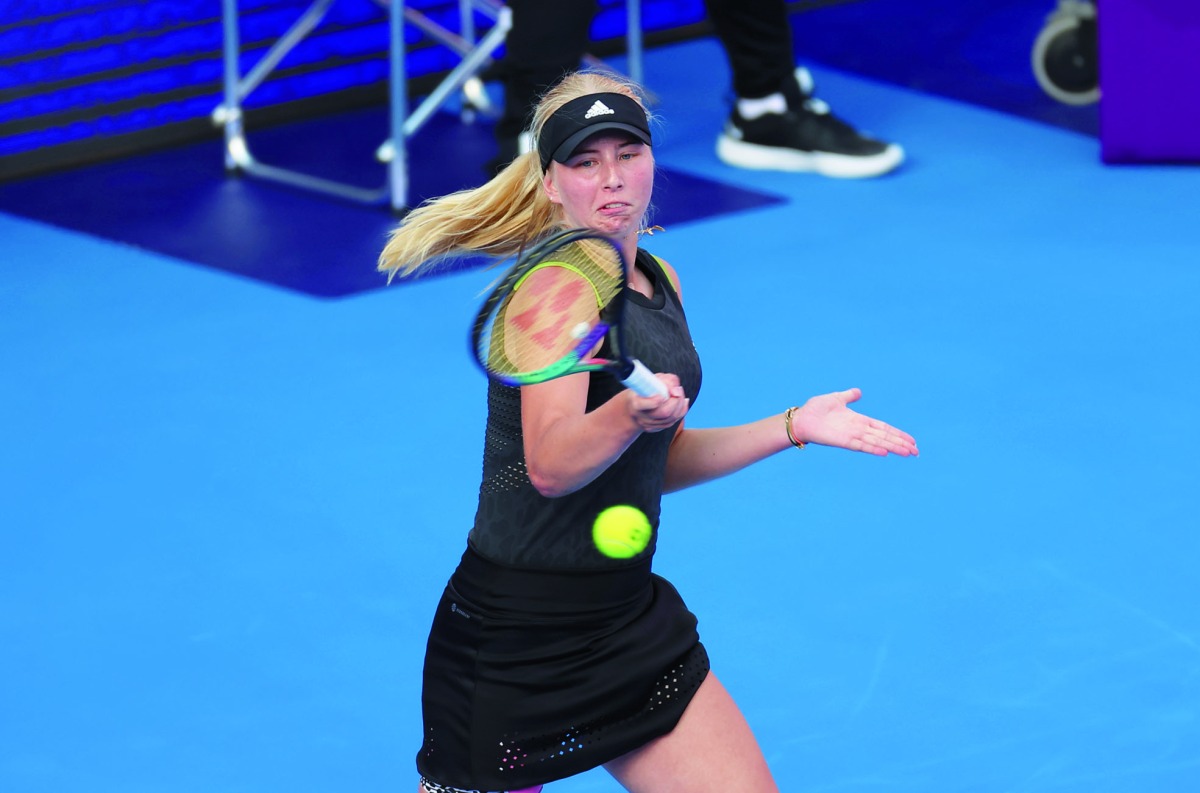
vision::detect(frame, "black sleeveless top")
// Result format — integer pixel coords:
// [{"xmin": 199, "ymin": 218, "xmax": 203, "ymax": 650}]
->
[{"xmin": 468, "ymin": 248, "xmax": 703, "ymax": 570}]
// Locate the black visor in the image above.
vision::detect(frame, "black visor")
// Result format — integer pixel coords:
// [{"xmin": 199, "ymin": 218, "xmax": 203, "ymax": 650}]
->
[{"xmin": 538, "ymin": 92, "xmax": 652, "ymax": 171}]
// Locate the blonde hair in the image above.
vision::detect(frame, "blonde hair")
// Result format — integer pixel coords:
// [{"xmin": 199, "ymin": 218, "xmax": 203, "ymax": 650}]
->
[{"xmin": 378, "ymin": 70, "xmax": 653, "ymax": 279}]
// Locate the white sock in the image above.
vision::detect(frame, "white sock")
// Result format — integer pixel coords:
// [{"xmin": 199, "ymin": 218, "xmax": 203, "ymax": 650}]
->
[{"xmin": 736, "ymin": 92, "xmax": 787, "ymax": 120}]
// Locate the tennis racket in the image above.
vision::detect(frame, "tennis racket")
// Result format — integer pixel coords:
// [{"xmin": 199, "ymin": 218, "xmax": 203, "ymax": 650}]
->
[{"xmin": 471, "ymin": 228, "xmax": 669, "ymax": 398}]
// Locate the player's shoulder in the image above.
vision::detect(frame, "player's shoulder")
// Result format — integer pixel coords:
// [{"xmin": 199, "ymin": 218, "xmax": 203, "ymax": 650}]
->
[
  {"xmin": 635, "ymin": 246, "xmax": 679, "ymax": 289},
  {"xmin": 651, "ymin": 255, "xmax": 682, "ymax": 302}
]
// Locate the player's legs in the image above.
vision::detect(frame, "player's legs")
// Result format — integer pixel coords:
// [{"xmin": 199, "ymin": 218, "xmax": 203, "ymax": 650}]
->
[{"xmin": 603, "ymin": 671, "xmax": 779, "ymax": 793}]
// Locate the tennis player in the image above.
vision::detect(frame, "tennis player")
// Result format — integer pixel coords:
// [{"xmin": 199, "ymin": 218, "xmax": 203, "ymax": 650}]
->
[{"xmin": 378, "ymin": 70, "xmax": 918, "ymax": 793}]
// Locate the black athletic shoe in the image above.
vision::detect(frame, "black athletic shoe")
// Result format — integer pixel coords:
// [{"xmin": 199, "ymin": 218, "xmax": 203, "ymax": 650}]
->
[{"xmin": 716, "ymin": 69, "xmax": 904, "ymax": 178}]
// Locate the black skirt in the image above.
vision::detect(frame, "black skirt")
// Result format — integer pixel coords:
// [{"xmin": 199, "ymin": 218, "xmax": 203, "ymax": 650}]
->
[{"xmin": 416, "ymin": 546, "xmax": 710, "ymax": 791}]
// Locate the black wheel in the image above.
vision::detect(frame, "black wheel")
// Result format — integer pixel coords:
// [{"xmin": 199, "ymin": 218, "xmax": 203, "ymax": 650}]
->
[{"xmin": 1032, "ymin": 4, "xmax": 1099, "ymax": 105}]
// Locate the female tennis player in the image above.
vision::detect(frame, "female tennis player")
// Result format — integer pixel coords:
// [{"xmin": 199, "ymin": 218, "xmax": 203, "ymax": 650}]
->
[{"xmin": 378, "ymin": 70, "xmax": 919, "ymax": 793}]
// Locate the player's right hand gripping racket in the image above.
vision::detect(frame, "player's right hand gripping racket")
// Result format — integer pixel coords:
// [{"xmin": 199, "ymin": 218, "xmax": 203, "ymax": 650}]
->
[{"xmin": 471, "ymin": 228, "xmax": 669, "ymax": 398}]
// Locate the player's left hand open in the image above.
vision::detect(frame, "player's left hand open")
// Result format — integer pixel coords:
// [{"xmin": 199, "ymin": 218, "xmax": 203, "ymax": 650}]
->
[{"xmin": 791, "ymin": 388, "xmax": 918, "ymax": 457}]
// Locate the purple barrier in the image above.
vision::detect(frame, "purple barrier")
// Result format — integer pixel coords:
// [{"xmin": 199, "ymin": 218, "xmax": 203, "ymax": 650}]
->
[{"xmin": 1100, "ymin": 0, "xmax": 1200, "ymax": 163}]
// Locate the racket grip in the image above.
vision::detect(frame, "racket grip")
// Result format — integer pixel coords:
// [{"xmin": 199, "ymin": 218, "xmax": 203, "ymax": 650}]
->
[{"xmin": 621, "ymin": 358, "xmax": 670, "ymax": 398}]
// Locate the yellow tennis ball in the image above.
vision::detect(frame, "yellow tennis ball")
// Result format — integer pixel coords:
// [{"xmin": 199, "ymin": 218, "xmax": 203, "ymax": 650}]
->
[{"xmin": 592, "ymin": 505, "xmax": 651, "ymax": 559}]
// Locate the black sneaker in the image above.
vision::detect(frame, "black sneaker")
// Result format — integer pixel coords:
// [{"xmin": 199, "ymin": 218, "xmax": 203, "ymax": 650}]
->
[{"xmin": 716, "ymin": 69, "xmax": 904, "ymax": 178}]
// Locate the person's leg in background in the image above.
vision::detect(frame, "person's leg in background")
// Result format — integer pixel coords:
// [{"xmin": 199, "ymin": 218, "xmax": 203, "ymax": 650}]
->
[
  {"xmin": 706, "ymin": 0, "xmax": 905, "ymax": 178},
  {"xmin": 488, "ymin": 0, "xmax": 597, "ymax": 174},
  {"xmin": 705, "ymin": 0, "xmax": 795, "ymax": 100}
]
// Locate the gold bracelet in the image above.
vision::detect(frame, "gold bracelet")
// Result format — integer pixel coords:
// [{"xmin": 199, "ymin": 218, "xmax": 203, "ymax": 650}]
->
[{"xmin": 784, "ymin": 406, "xmax": 806, "ymax": 450}]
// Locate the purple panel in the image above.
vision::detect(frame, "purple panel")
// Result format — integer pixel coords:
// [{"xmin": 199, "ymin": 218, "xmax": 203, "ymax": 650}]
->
[{"xmin": 1099, "ymin": 0, "xmax": 1200, "ymax": 163}]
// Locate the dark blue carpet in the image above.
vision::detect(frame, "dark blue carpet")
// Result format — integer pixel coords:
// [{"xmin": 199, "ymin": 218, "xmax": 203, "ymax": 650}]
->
[{"xmin": 0, "ymin": 108, "xmax": 783, "ymax": 299}]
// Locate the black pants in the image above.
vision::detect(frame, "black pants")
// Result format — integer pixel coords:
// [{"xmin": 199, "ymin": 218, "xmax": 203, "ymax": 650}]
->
[{"xmin": 495, "ymin": 0, "xmax": 796, "ymax": 141}]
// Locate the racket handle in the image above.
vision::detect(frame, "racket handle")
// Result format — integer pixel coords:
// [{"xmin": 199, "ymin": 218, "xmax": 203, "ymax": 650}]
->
[{"xmin": 621, "ymin": 358, "xmax": 670, "ymax": 398}]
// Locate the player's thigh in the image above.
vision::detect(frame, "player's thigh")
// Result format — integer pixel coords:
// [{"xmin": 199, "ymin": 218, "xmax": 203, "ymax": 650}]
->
[{"xmin": 603, "ymin": 671, "xmax": 779, "ymax": 793}]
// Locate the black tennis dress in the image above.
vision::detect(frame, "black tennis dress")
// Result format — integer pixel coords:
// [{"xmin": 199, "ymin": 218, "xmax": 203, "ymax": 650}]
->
[{"xmin": 417, "ymin": 249, "xmax": 707, "ymax": 792}]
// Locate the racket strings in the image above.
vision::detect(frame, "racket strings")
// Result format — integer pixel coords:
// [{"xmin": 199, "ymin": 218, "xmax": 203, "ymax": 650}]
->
[{"xmin": 484, "ymin": 238, "xmax": 625, "ymax": 384}]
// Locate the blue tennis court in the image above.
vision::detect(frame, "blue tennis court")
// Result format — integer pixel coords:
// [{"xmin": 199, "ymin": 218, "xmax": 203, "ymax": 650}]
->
[{"xmin": 3, "ymin": 12, "xmax": 1198, "ymax": 793}]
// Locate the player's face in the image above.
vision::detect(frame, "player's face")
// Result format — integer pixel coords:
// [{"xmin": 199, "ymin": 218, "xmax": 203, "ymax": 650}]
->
[{"xmin": 543, "ymin": 133, "xmax": 654, "ymax": 244}]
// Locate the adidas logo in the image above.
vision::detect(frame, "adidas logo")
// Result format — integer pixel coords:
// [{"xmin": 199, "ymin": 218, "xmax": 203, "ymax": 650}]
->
[{"xmin": 584, "ymin": 100, "xmax": 616, "ymax": 119}]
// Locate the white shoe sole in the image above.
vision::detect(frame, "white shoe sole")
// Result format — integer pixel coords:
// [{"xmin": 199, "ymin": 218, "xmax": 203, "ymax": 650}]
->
[{"xmin": 716, "ymin": 136, "xmax": 905, "ymax": 179}]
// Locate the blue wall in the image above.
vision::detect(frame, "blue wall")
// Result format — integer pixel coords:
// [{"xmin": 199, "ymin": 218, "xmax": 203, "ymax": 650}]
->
[{"xmin": 0, "ymin": 0, "xmax": 708, "ymax": 177}]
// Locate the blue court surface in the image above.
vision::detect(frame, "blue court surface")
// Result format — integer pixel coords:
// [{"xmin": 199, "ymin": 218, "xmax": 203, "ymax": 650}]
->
[{"xmin": 3, "ymin": 17, "xmax": 1200, "ymax": 793}]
